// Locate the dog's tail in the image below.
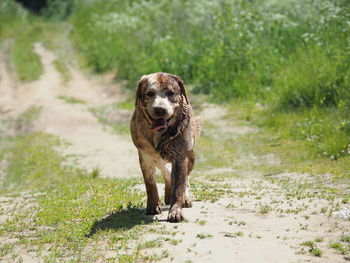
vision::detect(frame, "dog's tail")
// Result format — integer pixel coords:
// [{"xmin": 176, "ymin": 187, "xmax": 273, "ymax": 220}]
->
[{"xmin": 194, "ymin": 116, "xmax": 203, "ymax": 138}]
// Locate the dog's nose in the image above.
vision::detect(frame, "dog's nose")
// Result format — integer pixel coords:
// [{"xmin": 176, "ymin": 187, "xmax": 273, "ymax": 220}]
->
[{"xmin": 154, "ymin": 107, "xmax": 167, "ymax": 117}]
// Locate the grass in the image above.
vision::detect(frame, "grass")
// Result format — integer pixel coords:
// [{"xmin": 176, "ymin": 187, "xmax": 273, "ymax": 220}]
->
[
  {"xmin": 0, "ymin": 132, "xmax": 68, "ymax": 190},
  {"xmin": 71, "ymin": 0, "xmax": 349, "ymax": 100},
  {"xmin": 310, "ymin": 247, "xmax": 323, "ymax": 257},
  {"xmin": 196, "ymin": 233, "xmax": 213, "ymax": 239},
  {"xmin": 53, "ymin": 59, "xmax": 71, "ymax": 83},
  {"xmin": 222, "ymin": 231, "xmax": 244, "ymax": 238},
  {"xmin": 0, "ymin": 1, "xmax": 76, "ymax": 83},
  {"xmin": 259, "ymin": 204, "xmax": 272, "ymax": 215},
  {"xmin": 57, "ymin": 95, "xmax": 86, "ymax": 104},
  {"xmin": 89, "ymin": 103, "xmax": 132, "ymax": 135},
  {"xmin": 0, "ymin": 0, "xmax": 43, "ymax": 82},
  {"xmin": 300, "ymin": 241, "xmax": 323, "ymax": 257},
  {"xmin": 341, "ymin": 236, "xmax": 350, "ymax": 243},
  {"xmin": 189, "ymin": 103, "xmax": 350, "ymax": 206},
  {"xmin": 197, "ymin": 220, "xmax": 206, "ymax": 226},
  {"xmin": 315, "ymin": 237, "xmax": 324, "ymax": 243},
  {"xmin": 0, "ymin": 105, "xmax": 42, "ymax": 135},
  {"xmin": 329, "ymin": 242, "xmax": 349, "ymax": 255},
  {"xmin": 10, "ymin": 35, "xmax": 43, "ymax": 81},
  {"xmin": 0, "ymin": 126, "xmax": 159, "ymax": 261},
  {"xmin": 71, "ymin": 0, "xmax": 350, "ymax": 104},
  {"xmin": 256, "ymin": 106, "xmax": 350, "ymax": 160},
  {"xmin": 70, "ymin": 0, "xmax": 350, "ymax": 162},
  {"xmin": 225, "ymin": 103, "xmax": 350, "ymax": 181}
]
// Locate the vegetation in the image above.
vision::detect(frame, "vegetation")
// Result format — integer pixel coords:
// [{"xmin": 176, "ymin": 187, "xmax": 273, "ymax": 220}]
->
[
  {"xmin": 0, "ymin": 0, "xmax": 72, "ymax": 81},
  {"xmin": 1, "ymin": 0, "xmax": 349, "ymax": 160},
  {"xmin": 301, "ymin": 240, "xmax": 323, "ymax": 257},
  {"xmin": 0, "ymin": 0, "xmax": 43, "ymax": 81},
  {"xmin": 57, "ymin": 95, "xmax": 86, "ymax": 104},
  {"xmin": 71, "ymin": 0, "xmax": 350, "ymax": 102},
  {"xmin": 71, "ymin": 0, "xmax": 350, "ymax": 160}
]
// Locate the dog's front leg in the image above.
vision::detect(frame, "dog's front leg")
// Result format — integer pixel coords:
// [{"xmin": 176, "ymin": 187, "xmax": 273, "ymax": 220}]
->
[
  {"xmin": 138, "ymin": 150, "xmax": 162, "ymax": 215},
  {"xmin": 167, "ymin": 157, "xmax": 188, "ymax": 222}
]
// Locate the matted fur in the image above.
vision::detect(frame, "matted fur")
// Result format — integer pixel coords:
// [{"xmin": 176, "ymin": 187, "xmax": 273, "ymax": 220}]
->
[{"xmin": 130, "ymin": 72, "xmax": 201, "ymax": 222}]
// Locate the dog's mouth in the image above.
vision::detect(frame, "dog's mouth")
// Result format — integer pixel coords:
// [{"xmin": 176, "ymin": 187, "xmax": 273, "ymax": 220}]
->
[{"xmin": 151, "ymin": 118, "xmax": 171, "ymax": 132}]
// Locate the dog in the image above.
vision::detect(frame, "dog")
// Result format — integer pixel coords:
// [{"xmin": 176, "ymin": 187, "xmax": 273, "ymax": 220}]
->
[{"xmin": 130, "ymin": 72, "xmax": 201, "ymax": 222}]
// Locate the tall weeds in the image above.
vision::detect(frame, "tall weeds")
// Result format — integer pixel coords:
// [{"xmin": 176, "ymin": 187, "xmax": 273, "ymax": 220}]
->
[
  {"xmin": 0, "ymin": 0, "xmax": 43, "ymax": 81},
  {"xmin": 71, "ymin": 0, "xmax": 349, "ymax": 104},
  {"xmin": 71, "ymin": 0, "xmax": 350, "ymax": 158}
]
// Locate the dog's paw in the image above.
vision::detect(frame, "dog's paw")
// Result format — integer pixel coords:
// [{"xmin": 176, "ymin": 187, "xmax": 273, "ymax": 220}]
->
[
  {"xmin": 167, "ymin": 205, "xmax": 184, "ymax": 222},
  {"xmin": 182, "ymin": 198, "xmax": 193, "ymax": 208},
  {"xmin": 146, "ymin": 204, "xmax": 162, "ymax": 215}
]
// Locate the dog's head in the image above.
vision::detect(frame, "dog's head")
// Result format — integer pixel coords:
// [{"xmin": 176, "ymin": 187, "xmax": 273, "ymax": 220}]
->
[{"xmin": 135, "ymin": 72, "xmax": 189, "ymax": 132}]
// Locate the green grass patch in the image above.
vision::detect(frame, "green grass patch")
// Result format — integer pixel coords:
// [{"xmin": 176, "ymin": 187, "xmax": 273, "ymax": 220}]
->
[
  {"xmin": 0, "ymin": 132, "xmax": 68, "ymax": 191},
  {"xmin": 222, "ymin": 231, "xmax": 244, "ymax": 238},
  {"xmin": 341, "ymin": 236, "xmax": 350, "ymax": 243},
  {"xmin": 53, "ymin": 59, "xmax": 71, "ymax": 83},
  {"xmin": 57, "ymin": 95, "xmax": 86, "ymax": 104},
  {"xmin": 301, "ymin": 241, "xmax": 315, "ymax": 248},
  {"xmin": 0, "ymin": 105, "xmax": 42, "ymax": 135},
  {"xmin": 259, "ymin": 204, "xmax": 272, "ymax": 215},
  {"xmin": 329, "ymin": 242, "xmax": 349, "ymax": 255},
  {"xmin": 195, "ymin": 121, "xmax": 238, "ymax": 172},
  {"xmin": 310, "ymin": 247, "xmax": 322, "ymax": 257},
  {"xmin": 196, "ymin": 233, "xmax": 213, "ymax": 239},
  {"xmin": 256, "ymin": 107, "xmax": 350, "ymax": 160},
  {"xmin": 225, "ymin": 102, "xmax": 350, "ymax": 180},
  {"xmin": 0, "ymin": 1, "xmax": 45, "ymax": 82},
  {"xmin": 197, "ymin": 220, "xmax": 206, "ymax": 226},
  {"xmin": 301, "ymin": 240, "xmax": 323, "ymax": 257},
  {"xmin": 314, "ymin": 237, "xmax": 324, "ymax": 243},
  {"xmin": 116, "ymin": 100, "xmax": 134, "ymax": 111},
  {"xmin": 10, "ymin": 29, "xmax": 43, "ymax": 82},
  {"xmin": 89, "ymin": 103, "xmax": 131, "ymax": 135}
]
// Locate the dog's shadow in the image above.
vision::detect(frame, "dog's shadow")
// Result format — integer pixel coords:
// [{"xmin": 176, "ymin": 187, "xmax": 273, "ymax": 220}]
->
[{"xmin": 86, "ymin": 207, "xmax": 155, "ymax": 238}]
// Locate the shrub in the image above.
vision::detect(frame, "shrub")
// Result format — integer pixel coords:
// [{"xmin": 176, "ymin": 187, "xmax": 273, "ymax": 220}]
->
[
  {"xmin": 71, "ymin": 0, "xmax": 350, "ymax": 105},
  {"xmin": 44, "ymin": 0, "xmax": 74, "ymax": 21}
]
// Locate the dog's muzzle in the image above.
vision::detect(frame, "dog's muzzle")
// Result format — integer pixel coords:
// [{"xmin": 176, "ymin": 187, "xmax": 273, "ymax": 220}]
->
[{"xmin": 151, "ymin": 118, "xmax": 170, "ymax": 132}]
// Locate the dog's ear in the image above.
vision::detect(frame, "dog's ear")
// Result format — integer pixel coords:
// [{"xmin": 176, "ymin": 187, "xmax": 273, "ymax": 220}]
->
[
  {"xmin": 169, "ymin": 74, "xmax": 189, "ymax": 105},
  {"xmin": 136, "ymin": 75, "xmax": 148, "ymax": 107}
]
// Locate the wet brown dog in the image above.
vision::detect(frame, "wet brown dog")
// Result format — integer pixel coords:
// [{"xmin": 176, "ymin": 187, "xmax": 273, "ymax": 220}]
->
[{"xmin": 130, "ymin": 72, "xmax": 201, "ymax": 222}]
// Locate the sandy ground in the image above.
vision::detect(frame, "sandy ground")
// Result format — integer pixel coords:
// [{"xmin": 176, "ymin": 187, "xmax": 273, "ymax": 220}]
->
[{"xmin": 1, "ymin": 43, "xmax": 349, "ymax": 262}]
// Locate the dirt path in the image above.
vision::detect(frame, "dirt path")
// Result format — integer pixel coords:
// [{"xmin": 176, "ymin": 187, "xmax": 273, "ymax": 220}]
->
[
  {"xmin": 144, "ymin": 179, "xmax": 349, "ymax": 263},
  {"xmin": 1, "ymin": 43, "xmax": 139, "ymax": 178},
  {"xmin": 1, "ymin": 43, "xmax": 349, "ymax": 262},
  {"xmin": 133, "ymin": 105, "xmax": 350, "ymax": 263}
]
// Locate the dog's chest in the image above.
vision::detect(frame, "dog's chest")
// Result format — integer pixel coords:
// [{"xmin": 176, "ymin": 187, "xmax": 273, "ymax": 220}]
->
[
  {"xmin": 152, "ymin": 132, "xmax": 162, "ymax": 148},
  {"xmin": 155, "ymin": 131, "xmax": 194, "ymax": 161}
]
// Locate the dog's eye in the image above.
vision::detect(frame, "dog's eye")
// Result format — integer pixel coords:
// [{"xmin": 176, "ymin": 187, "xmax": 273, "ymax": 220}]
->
[
  {"xmin": 146, "ymin": 91, "xmax": 155, "ymax": 97},
  {"xmin": 166, "ymin": 90, "xmax": 175, "ymax": 97}
]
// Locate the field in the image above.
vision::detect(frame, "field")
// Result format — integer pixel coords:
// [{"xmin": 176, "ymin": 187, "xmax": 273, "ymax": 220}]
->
[{"xmin": 0, "ymin": 0, "xmax": 349, "ymax": 262}]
